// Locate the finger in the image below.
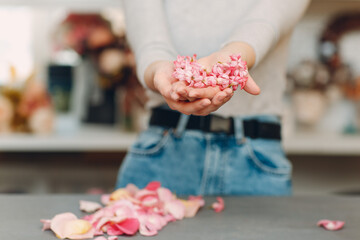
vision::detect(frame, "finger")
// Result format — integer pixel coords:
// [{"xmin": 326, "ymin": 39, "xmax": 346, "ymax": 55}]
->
[
  {"xmin": 244, "ymin": 75, "xmax": 261, "ymax": 95},
  {"xmin": 212, "ymin": 88, "xmax": 233, "ymax": 105},
  {"xmin": 194, "ymin": 90, "xmax": 234, "ymax": 116},
  {"xmin": 187, "ymin": 86, "xmax": 221, "ymax": 99},
  {"xmin": 167, "ymin": 98, "xmax": 211, "ymax": 115}
]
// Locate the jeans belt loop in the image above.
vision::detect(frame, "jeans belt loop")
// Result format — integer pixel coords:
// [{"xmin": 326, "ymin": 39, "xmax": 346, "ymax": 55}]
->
[{"xmin": 174, "ymin": 114, "xmax": 190, "ymax": 138}]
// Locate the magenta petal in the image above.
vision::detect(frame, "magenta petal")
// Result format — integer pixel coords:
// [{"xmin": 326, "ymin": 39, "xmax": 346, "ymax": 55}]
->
[
  {"xmin": 113, "ymin": 218, "xmax": 140, "ymax": 235},
  {"xmin": 317, "ymin": 219, "xmax": 345, "ymax": 231},
  {"xmin": 145, "ymin": 181, "xmax": 161, "ymax": 191},
  {"xmin": 107, "ymin": 224, "xmax": 124, "ymax": 236},
  {"xmin": 212, "ymin": 197, "xmax": 225, "ymax": 213}
]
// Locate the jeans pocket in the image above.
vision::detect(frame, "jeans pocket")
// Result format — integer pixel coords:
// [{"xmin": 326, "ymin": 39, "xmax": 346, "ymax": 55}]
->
[
  {"xmin": 245, "ymin": 138, "xmax": 291, "ymax": 176},
  {"xmin": 129, "ymin": 127, "xmax": 171, "ymax": 156}
]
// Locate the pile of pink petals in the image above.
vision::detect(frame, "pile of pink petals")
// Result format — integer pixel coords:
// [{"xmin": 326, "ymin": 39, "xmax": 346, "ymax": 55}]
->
[
  {"xmin": 172, "ymin": 54, "xmax": 249, "ymax": 91},
  {"xmin": 317, "ymin": 219, "xmax": 345, "ymax": 231},
  {"xmin": 41, "ymin": 182, "xmax": 224, "ymax": 239}
]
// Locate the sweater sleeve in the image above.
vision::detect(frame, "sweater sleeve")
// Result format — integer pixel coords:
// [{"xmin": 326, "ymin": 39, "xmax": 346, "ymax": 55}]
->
[
  {"xmin": 123, "ymin": 0, "xmax": 178, "ymax": 86},
  {"xmin": 223, "ymin": 0, "xmax": 310, "ymax": 67}
]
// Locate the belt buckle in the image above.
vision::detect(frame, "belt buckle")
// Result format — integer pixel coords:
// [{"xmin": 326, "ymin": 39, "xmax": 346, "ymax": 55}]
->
[{"xmin": 209, "ymin": 115, "xmax": 233, "ymax": 134}]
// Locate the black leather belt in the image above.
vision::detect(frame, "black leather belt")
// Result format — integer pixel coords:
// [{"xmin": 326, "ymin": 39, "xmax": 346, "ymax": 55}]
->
[{"xmin": 149, "ymin": 107, "xmax": 281, "ymax": 140}]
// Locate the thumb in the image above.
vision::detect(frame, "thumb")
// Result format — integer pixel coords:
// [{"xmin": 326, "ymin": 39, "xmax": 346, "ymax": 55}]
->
[{"xmin": 243, "ymin": 75, "xmax": 261, "ymax": 95}]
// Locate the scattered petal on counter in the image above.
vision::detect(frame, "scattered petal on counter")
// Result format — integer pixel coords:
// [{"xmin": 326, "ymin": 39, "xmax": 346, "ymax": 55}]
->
[
  {"xmin": 94, "ymin": 237, "xmax": 107, "ymax": 240},
  {"xmin": 212, "ymin": 197, "xmax": 225, "ymax": 213},
  {"xmin": 41, "ymin": 182, "xmax": 212, "ymax": 239},
  {"xmin": 317, "ymin": 219, "xmax": 345, "ymax": 231},
  {"xmin": 79, "ymin": 200, "xmax": 103, "ymax": 213},
  {"xmin": 50, "ymin": 212, "xmax": 95, "ymax": 239},
  {"xmin": 40, "ymin": 219, "xmax": 51, "ymax": 231},
  {"xmin": 107, "ymin": 236, "xmax": 118, "ymax": 240}
]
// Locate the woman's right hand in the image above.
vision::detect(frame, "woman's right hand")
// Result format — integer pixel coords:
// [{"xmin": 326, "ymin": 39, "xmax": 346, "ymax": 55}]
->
[{"xmin": 145, "ymin": 60, "xmax": 212, "ymax": 115}]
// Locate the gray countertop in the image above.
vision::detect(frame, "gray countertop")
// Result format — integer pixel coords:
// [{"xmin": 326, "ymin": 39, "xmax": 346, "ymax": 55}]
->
[{"xmin": 0, "ymin": 194, "xmax": 358, "ymax": 240}]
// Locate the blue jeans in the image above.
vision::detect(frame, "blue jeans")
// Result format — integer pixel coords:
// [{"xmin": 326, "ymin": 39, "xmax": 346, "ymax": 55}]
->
[{"xmin": 115, "ymin": 114, "xmax": 292, "ymax": 196}]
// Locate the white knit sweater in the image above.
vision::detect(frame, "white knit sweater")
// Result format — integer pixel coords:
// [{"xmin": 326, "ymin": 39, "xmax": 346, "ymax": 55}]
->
[{"xmin": 123, "ymin": 0, "xmax": 310, "ymax": 117}]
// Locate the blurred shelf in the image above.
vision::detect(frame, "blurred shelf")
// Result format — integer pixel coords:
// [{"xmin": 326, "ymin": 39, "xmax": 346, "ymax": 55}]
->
[
  {"xmin": 283, "ymin": 132, "xmax": 360, "ymax": 156},
  {"xmin": 0, "ymin": 125, "xmax": 137, "ymax": 152},
  {"xmin": 1, "ymin": 126, "xmax": 360, "ymax": 155},
  {"xmin": 0, "ymin": 0, "xmax": 122, "ymax": 8}
]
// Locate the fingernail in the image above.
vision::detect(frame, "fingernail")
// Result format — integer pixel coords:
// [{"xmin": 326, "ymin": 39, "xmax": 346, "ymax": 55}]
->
[{"xmin": 201, "ymin": 100, "xmax": 210, "ymax": 107}]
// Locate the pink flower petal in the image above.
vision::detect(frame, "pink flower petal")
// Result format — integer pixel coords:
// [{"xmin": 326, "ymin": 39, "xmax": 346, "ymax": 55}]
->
[
  {"xmin": 79, "ymin": 200, "xmax": 102, "ymax": 213},
  {"xmin": 111, "ymin": 218, "xmax": 140, "ymax": 235},
  {"xmin": 93, "ymin": 237, "xmax": 107, "ymax": 240},
  {"xmin": 181, "ymin": 200, "xmax": 202, "ymax": 218},
  {"xmin": 317, "ymin": 219, "xmax": 345, "ymax": 231},
  {"xmin": 212, "ymin": 197, "xmax": 225, "ymax": 213},
  {"xmin": 50, "ymin": 212, "xmax": 95, "ymax": 239},
  {"xmin": 101, "ymin": 194, "xmax": 111, "ymax": 205},
  {"xmin": 145, "ymin": 181, "xmax": 161, "ymax": 191},
  {"xmin": 108, "ymin": 236, "xmax": 118, "ymax": 240},
  {"xmin": 107, "ymin": 224, "xmax": 124, "ymax": 236},
  {"xmin": 164, "ymin": 200, "xmax": 185, "ymax": 220},
  {"xmin": 157, "ymin": 187, "xmax": 174, "ymax": 202},
  {"xmin": 40, "ymin": 219, "xmax": 51, "ymax": 231},
  {"xmin": 188, "ymin": 195, "xmax": 205, "ymax": 207}
]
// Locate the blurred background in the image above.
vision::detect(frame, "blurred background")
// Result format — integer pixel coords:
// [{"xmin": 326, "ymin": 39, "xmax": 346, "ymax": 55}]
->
[{"xmin": 0, "ymin": 0, "xmax": 359, "ymax": 196}]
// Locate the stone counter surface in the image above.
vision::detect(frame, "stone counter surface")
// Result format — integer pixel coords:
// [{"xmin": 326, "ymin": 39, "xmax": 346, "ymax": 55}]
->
[{"xmin": 0, "ymin": 194, "xmax": 358, "ymax": 240}]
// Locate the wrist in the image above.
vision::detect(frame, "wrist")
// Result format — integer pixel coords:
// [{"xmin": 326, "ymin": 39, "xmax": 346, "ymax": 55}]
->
[
  {"xmin": 221, "ymin": 42, "xmax": 255, "ymax": 69},
  {"xmin": 144, "ymin": 61, "xmax": 162, "ymax": 92}
]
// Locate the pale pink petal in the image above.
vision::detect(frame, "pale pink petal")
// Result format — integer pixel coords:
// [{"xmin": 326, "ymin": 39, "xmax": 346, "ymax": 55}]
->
[
  {"xmin": 164, "ymin": 200, "xmax": 185, "ymax": 220},
  {"xmin": 125, "ymin": 184, "xmax": 139, "ymax": 196},
  {"xmin": 181, "ymin": 200, "xmax": 202, "ymax": 218},
  {"xmin": 139, "ymin": 224, "xmax": 158, "ymax": 236},
  {"xmin": 94, "ymin": 237, "xmax": 107, "ymax": 240},
  {"xmin": 135, "ymin": 189, "xmax": 157, "ymax": 201},
  {"xmin": 317, "ymin": 219, "xmax": 345, "ymax": 231},
  {"xmin": 108, "ymin": 236, "xmax": 118, "ymax": 240},
  {"xmin": 40, "ymin": 219, "xmax": 51, "ymax": 231},
  {"xmin": 50, "ymin": 212, "xmax": 78, "ymax": 239},
  {"xmin": 212, "ymin": 197, "xmax": 225, "ymax": 213},
  {"xmin": 188, "ymin": 195, "xmax": 205, "ymax": 207},
  {"xmin": 157, "ymin": 187, "xmax": 174, "ymax": 202},
  {"xmin": 50, "ymin": 212, "xmax": 95, "ymax": 239},
  {"xmin": 79, "ymin": 200, "xmax": 102, "ymax": 213},
  {"xmin": 101, "ymin": 194, "xmax": 111, "ymax": 205},
  {"xmin": 141, "ymin": 195, "xmax": 159, "ymax": 208},
  {"xmin": 95, "ymin": 216, "xmax": 127, "ymax": 231}
]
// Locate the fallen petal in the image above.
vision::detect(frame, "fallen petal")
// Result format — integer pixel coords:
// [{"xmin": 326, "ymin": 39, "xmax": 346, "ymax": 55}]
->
[
  {"xmin": 108, "ymin": 236, "xmax": 118, "ymax": 240},
  {"xmin": 101, "ymin": 194, "xmax": 111, "ymax": 205},
  {"xmin": 164, "ymin": 200, "xmax": 185, "ymax": 220},
  {"xmin": 94, "ymin": 236, "xmax": 107, "ymax": 240},
  {"xmin": 112, "ymin": 218, "xmax": 140, "ymax": 235},
  {"xmin": 145, "ymin": 181, "xmax": 161, "ymax": 191},
  {"xmin": 188, "ymin": 195, "xmax": 205, "ymax": 207},
  {"xmin": 40, "ymin": 219, "xmax": 51, "ymax": 231},
  {"xmin": 79, "ymin": 200, "xmax": 102, "ymax": 213},
  {"xmin": 181, "ymin": 200, "xmax": 202, "ymax": 218},
  {"xmin": 317, "ymin": 219, "xmax": 345, "ymax": 231},
  {"xmin": 212, "ymin": 197, "xmax": 225, "ymax": 213}
]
